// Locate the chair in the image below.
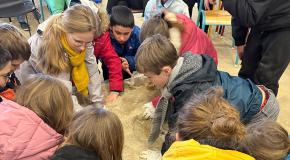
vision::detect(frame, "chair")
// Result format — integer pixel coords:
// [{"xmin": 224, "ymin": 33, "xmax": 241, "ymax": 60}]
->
[
  {"xmin": 0, "ymin": 0, "xmax": 40, "ymax": 36},
  {"xmin": 39, "ymin": 0, "xmax": 45, "ymax": 22},
  {"xmin": 196, "ymin": 0, "xmax": 239, "ymax": 65}
]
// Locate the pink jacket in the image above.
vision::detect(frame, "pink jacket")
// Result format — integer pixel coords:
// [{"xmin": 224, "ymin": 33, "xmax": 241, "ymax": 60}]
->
[
  {"xmin": 177, "ymin": 14, "xmax": 218, "ymax": 64},
  {"xmin": 0, "ymin": 98, "xmax": 63, "ymax": 160}
]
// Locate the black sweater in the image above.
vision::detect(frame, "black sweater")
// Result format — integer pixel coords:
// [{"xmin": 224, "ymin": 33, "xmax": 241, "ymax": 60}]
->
[
  {"xmin": 51, "ymin": 145, "xmax": 100, "ymax": 160},
  {"xmin": 224, "ymin": 0, "xmax": 290, "ymax": 31}
]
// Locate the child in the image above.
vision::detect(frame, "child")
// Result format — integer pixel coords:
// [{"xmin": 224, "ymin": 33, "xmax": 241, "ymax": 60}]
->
[
  {"xmin": 0, "ymin": 74, "xmax": 74, "ymax": 159},
  {"xmin": 105, "ymin": 6, "xmax": 140, "ymax": 80},
  {"xmin": 0, "ymin": 23, "xmax": 31, "ymax": 100},
  {"xmin": 242, "ymin": 120, "xmax": 290, "ymax": 160},
  {"xmin": 92, "ymin": 4, "xmax": 124, "ymax": 103},
  {"xmin": 52, "ymin": 106, "xmax": 124, "ymax": 160},
  {"xmin": 162, "ymin": 87, "xmax": 254, "ymax": 159},
  {"xmin": 135, "ymin": 34, "xmax": 279, "ymax": 152},
  {"xmin": 144, "ymin": 0, "xmax": 189, "ymax": 21},
  {"xmin": 19, "ymin": 4, "xmax": 103, "ymax": 110},
  {"xmin": 0, "ymin": 46, "xmax": 12, "ymax": 98},
  {"xmin": 140, "ymin": 10, "xmax": 218, "ymax": 64}
]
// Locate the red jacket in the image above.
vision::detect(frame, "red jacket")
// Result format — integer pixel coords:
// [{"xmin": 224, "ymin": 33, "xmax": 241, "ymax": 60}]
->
[
  {"xmin": 94, "ymin": 31, "xmax": 123, "ymax": 92},
  {"xmin": 177, "ymin": 14, "xmax": 218, "ymax": 64}
]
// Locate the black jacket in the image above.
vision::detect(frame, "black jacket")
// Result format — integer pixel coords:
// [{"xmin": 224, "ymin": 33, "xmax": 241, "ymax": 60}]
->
[
  {"xmin": 224, "ymin": 0, "xmax": 290, "ymax": 31},
  {"xmin": 51, "ymin": 145, "xmax": 100, "ymax": 160}
]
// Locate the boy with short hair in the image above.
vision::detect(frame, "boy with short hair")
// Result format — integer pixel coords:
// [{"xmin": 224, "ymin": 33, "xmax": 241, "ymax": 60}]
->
[
  {"xmin": 0, "ymin": 23, "xmax": 31, "ymax": 100},
  {"xmin": 0, "ymin": 46, "xmax": 12, "ymax": 102},
  {"xmin": 135, "ymin": 34, "xmax": 279, "ymax": 153},
  {"xmin": 106, "ymin": 6, "xmax": 141, "ymax": 79}
]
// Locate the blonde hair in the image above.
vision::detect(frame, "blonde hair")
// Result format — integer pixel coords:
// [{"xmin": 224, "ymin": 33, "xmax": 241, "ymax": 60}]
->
[
  {"xmin": 243, "ymin": 120, "xmax": 290, "ymax": 160},
  {"xmin": 140, "ymin": 10, "xmax": 183, "ymax": 43},
  {"xmin": 15, "ymin": 75, "xmax": 74, "ymax": 135},
  {"xmin": 65, "ymin": 107, "xmax": 124, "ymax": 160},
  {"xmin": 177, "ymin": 87, "xmax": 246, "ymax": 150},
  {"xmin": 38, "ymin": 4, "xmax": 101, "ymax": 75},
  {"xmin": 0, "ymin": 23, "xmax": 31, "ymax": 60},
  {"xmin": 135, "ymin": 34, "xmax": 178, "ymax": 75}
]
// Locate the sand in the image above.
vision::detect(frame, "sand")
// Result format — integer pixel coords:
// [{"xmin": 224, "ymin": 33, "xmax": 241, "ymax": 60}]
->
[{"xmin": 104, "ymin": 75, "xmax": 163, "ymax": 160}]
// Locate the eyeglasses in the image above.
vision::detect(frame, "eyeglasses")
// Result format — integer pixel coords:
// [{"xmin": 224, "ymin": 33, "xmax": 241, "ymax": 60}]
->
[{"xmin": 70, "ymin": 34, "xmax": 94, "ymax": 48}]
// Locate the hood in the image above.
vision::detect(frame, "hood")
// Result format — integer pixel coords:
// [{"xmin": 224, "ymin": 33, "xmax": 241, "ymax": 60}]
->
[
  {"xmin": 169, "ymin": 53, "xmax": 217, "ymax": 92},
  {"xmin": 162, "ymin": 139, "xmax": 255, "ymax": 160}
]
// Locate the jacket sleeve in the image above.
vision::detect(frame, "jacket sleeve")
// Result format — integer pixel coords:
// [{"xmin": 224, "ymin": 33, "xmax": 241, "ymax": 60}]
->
[
  {"xmin": 94, "ymin": 32, "xmax": 123, "ymax": 92},
  {"xmin": 17, "ymin": 33, "xmax": 42, "ymax": 84},
  {"xmin": 223, "ymin": 0, "xmax": 273, "ymax": 27},
  {"xmin": 231, "ymin": 17, "xmax": 249, "ymax": 46},
  {"xmin": 85, "ymin": 44, "xmax": 104, "ymax": 105}
]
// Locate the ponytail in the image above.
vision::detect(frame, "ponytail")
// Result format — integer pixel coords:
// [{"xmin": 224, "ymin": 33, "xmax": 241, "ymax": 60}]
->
[{"xmin": 177, "ymin": 87, "xmax": 246, "ymax": 150}]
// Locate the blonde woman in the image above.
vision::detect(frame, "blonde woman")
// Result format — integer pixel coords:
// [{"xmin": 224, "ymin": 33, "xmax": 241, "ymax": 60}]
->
[
  {"xmin": 19, "ymin": 4, "xmax": 103, "ymax": 111},
  {"xmin": 0, "ymin": 75, "xmax": 74, "ymax": 159},
  {"xmin": 52, "ymin": 106, "xmax": 124, "ymax": 160}
]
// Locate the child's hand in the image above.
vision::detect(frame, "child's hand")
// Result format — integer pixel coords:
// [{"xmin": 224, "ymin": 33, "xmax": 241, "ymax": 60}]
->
[
  {"xmin": 120, "ymin": 57, "xmax": 129, "ymax": 71},
  {"xmin": 105, "ymin": 92, "xmax": 119, "ymax": 104},
  {"xmin": 143, "ymin": 102, "xmax": 155, "ymax": 119}
]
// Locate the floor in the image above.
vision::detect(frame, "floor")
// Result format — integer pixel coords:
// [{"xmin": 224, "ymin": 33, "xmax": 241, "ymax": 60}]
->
[{"xmin": 1, "ymin": 1, "xmax": 289, "ymax": 159}]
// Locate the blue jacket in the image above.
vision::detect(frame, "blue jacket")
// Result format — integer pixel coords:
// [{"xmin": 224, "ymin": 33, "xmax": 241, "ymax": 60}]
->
[
  {"xmin": 218, "ymin": 71, "xmax": 262, "ymax": 123},
  {"xmin": 167, "ymin": 53, "xmax": 262, "ymax": 128},
  {"xmin": 110, "ymin": 25, "xmax": 140, "ymax": 71}
]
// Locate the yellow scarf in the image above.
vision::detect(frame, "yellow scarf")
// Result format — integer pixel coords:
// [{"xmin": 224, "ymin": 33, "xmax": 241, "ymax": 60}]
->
[{"xmin": 61, "ymin": 34, "xmax": 89, "ymax": 96}]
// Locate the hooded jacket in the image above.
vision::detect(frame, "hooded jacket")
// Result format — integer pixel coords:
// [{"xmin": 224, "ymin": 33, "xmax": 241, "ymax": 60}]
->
[
  {"xmin": 168, "ymin": 14, "xmax": 218, "ymax": 64},
  {"xmin": 176, "ymin": 14, "xmax": 218, "ymax": 64},
  {"xmin": 0, "ymin": 98, "xmax": 62, "ymax": 160},
  {"xmin": 165, "ymin": 53, "xmax": 262, "ymax": 128},
  {"xmin": 162, "ymin": 139, "xmax": 255, "ymax": 160}
]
